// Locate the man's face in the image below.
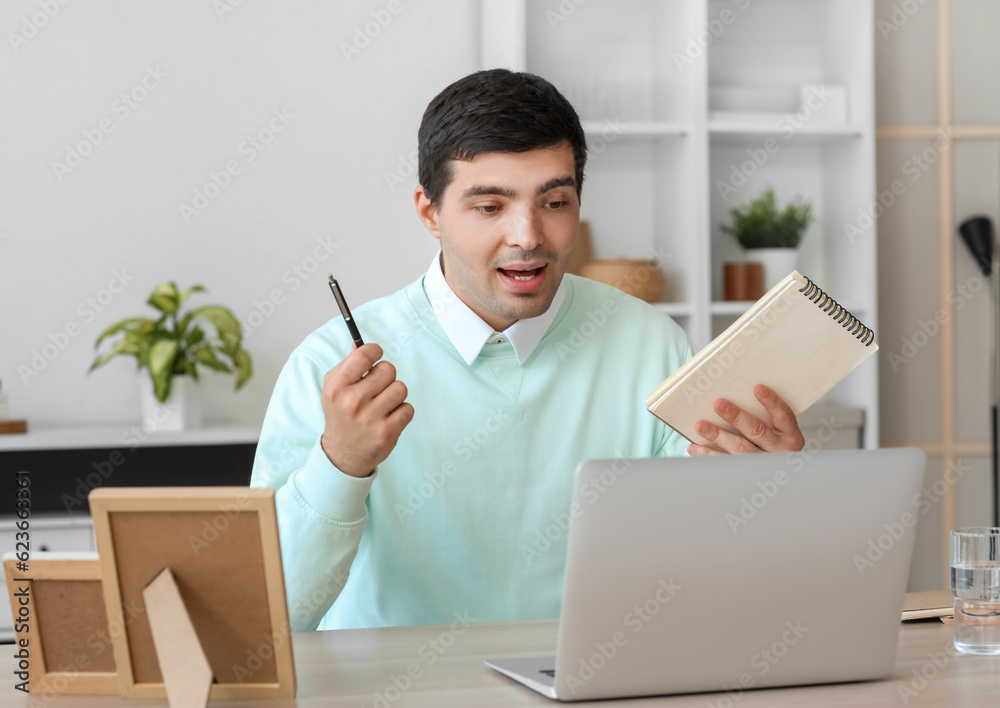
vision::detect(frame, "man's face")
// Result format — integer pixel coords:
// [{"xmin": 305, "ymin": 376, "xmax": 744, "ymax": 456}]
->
[{"xmin": 415, "ymin": 143, "xmax": 580, "ymax": 332}]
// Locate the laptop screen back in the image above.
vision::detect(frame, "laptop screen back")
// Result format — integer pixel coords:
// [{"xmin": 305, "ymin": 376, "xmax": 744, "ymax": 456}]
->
[{"xmin": 554, "ymin": 448, "xmax": 925, "ymax": 701}]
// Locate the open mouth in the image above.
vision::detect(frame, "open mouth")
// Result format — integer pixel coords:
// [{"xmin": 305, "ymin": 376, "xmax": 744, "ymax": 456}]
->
[
  {"xmin": 497, "ymin": 264, "xmax": 547, "ymax": 292},
  {"xmin": 499, "ymin": 267, "xmax": 543, "ymax": 281}
]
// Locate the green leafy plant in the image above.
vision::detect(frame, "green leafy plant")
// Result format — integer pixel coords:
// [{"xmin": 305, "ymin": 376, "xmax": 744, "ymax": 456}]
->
[
  {"xmin": 722, "ymin": 188, "xmax": 813, "ymax": 249},
  {"xmin": 90, "ymin": 282, "xmax": 252, "ymax": 403}
]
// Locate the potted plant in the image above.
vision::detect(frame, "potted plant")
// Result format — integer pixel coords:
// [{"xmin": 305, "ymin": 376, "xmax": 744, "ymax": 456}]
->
[
  {"xmin": 90, "ymin": 281, "xmax": 252, "ymax": 431},
  {"xmin": 722, "ymin": 187, "xmax": 813, "ymax": 290}
]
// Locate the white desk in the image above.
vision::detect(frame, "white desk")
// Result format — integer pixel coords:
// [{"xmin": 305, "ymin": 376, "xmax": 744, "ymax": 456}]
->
[{"xmin": 2, "ymin": 618, "xmax": 998, "ymax": 706}]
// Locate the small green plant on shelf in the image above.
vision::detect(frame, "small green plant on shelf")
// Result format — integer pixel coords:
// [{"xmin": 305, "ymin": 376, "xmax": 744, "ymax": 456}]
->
[
  {"xmin": 90, "ymin": 281, "xmax": 252, "ymax": 403},
  {"xmin": 722, "ymin": 188, "xmax": 813, "ymax": 249}
]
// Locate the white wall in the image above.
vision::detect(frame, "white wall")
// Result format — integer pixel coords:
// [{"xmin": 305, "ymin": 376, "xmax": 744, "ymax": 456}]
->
[{"xmin": 0, "ymin": 0, "xmax": 479, "ymax": 427}]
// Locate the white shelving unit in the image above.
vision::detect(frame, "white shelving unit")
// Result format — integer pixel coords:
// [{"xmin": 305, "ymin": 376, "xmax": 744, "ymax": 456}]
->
[{"xmin": 481, "ymin": 0, "xmax": 878, "ymax": 447}]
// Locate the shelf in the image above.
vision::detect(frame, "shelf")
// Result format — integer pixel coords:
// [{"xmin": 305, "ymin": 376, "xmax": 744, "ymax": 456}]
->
[
  {"xmin": 0, "ymin": 425, "xmax": 261, "ymax": 452},
  {"xmin": 582, "ymin": 121, "xmax": 688, "ymax": 138},
  {"xmin": 708, "ymin": 121, "xmax": 863, "ymax": 142}
]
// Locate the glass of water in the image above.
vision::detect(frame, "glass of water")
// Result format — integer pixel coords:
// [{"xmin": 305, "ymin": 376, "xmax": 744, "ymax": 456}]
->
[{"xmin": 950, "ymin": 527, "xmax": 1000, "ymax": 655}]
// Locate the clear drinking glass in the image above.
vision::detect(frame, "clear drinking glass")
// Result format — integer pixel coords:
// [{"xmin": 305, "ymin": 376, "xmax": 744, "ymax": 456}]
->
[{"xmin": 950, "ymin": 527, "xmax": 1000, "ymax": 655}]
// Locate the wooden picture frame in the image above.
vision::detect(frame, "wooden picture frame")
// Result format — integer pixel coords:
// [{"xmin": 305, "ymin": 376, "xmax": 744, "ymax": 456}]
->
[
  {"xmin": 88, "ymin": 487, "xmax": 296, "ymax": 700},
  {"xmin": 2, "ymin": 552, "xmax": 119, "ymax": 694}
]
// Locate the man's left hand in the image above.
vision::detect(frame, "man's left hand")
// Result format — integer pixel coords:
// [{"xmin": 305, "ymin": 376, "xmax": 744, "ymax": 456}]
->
[{"xmin": 687, "ymin": 384, "xmax": 805, "ymax": 455}]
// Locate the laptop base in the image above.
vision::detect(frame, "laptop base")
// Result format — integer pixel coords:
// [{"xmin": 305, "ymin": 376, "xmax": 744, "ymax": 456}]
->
[{"xmin": 484, "ymin": 656, "xmax": 558, "ymax": 700}]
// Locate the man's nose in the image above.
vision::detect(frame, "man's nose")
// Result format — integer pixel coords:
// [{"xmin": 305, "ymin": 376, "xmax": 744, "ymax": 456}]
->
[{"xmin": 506, "ymin": 207, "xmax": 543, "ymax": 250}]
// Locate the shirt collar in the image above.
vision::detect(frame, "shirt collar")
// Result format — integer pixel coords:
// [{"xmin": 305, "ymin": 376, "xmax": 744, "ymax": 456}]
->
[{"xmin": 422, "ymin": 250, "xmax": 566, "ymax": 366}]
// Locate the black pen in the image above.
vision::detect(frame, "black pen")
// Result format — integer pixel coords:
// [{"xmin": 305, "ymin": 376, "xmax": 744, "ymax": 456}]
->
[{"xmin": 328, "ymin": 275, "xmax": 365, "ymax": 348}]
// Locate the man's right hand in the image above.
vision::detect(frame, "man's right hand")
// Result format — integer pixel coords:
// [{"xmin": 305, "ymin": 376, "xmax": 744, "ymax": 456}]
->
[{"xmin": 320, "ymin": 343, "xmax": 414, "ymax": 478}]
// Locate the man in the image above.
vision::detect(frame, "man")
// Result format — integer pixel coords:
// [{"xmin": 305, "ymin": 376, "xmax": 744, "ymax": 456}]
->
[{"xmin": 251, "ymin": 69, "xmax": 804, "ymax": 631}]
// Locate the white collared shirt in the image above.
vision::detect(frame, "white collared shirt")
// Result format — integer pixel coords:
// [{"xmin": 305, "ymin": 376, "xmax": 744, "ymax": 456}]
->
[{"xmin": 422, "ymin": 250, "xmax": 566, "ymax": 365}]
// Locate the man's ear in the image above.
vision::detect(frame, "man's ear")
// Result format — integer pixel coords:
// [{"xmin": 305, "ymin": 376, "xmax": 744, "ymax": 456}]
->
[{"xmin": 414, "ymin": 185, "xmax": 442, "ymax": 240}]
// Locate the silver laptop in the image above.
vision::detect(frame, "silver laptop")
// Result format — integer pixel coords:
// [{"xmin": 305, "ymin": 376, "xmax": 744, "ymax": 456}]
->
[{"xmin": 486, "ymin": 448, "xmax": 926, "ymax": 701}]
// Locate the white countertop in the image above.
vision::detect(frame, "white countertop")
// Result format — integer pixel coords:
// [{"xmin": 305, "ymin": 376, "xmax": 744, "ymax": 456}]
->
[{"xmin": 0, "ymin": 425, "xmax": 260, "ymax": 452}]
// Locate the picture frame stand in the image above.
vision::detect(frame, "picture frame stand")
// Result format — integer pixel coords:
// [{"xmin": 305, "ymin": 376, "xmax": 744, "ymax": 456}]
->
[{"xmin": 143, "ymin": 567, "xmax": 214, "ymax": 708}]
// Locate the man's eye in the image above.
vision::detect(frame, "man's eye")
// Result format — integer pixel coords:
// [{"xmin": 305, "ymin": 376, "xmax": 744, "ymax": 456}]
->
[
  {"xmin": 473, "ymin": 205, "xmax": 500, "ymax": 214},
  {"xmin": 545, "ymin": 200, "xmax": 568, "ymax": 209}
]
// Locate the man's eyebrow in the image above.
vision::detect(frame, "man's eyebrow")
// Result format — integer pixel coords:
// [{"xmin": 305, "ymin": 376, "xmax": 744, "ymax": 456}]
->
[
  {"xmin": 459, "ymin": 176, "xmax": 577, "ymax": 201},
  {"xmin": 460, "ymin": 184, "xmax": 516, "ymax": 200},
  {"xmin": 536, "ymin": 176, "xmax": 576, "ymax": 196}
]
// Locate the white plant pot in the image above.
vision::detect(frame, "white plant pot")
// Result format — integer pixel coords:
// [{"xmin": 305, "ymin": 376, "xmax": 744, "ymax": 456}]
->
[
  {"xmin": 138, "ymin": 375, "xmax": 202, "ymax": 432},
  {"xmin": 745, "ymin": 248, "xmax": 799, "ymax": 290}
]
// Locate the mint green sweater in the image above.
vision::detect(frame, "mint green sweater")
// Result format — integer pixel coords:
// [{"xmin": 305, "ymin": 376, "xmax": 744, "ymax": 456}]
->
[{"xmin": 250, "ymin": 274, "xmax": 691, "ymax": 630}]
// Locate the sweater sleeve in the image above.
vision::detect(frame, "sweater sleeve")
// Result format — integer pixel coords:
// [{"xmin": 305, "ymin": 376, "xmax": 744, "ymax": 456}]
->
[
  {"xmin": 653, "ymin": 316, "xmax": 694, "ymax": 458},
  {"xmin": 250, "ymin": 343, "xmax": 375, "ymax": 631}
]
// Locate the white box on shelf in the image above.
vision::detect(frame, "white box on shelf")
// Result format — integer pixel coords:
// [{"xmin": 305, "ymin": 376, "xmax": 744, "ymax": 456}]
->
[{"xmin": 709, "ymin": 85, "xmax": 800, "ymax": 114}]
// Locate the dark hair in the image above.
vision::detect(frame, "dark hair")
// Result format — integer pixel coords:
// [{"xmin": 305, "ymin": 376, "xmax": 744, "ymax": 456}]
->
[{"xmin": 417, "ymin": 69, "xmax": 587, "ymax": 208}]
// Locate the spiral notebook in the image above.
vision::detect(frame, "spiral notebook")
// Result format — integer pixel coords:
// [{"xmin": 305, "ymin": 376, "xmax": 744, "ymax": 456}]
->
[{"xmin": 647, "ymin": 272, "xmax": 877, "ymax": 451}]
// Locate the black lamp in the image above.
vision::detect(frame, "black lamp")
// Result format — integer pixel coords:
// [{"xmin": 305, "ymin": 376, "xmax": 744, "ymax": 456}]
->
[
  {"xmin": 959, "ymin": 217, "xmax": 994, "ymax": 276},
  {"xmin": 957, "ymin": 215, "xmax": 999, "ymax": 526}
]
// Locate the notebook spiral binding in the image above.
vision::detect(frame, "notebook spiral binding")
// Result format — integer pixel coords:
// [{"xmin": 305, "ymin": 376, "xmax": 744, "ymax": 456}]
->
[{"xmin": 798, "ymin": 277, "xmax": 876, "ymax": 346}]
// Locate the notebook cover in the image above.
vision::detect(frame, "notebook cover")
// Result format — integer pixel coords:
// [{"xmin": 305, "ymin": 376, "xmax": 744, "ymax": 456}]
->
[
  {"xmin": 901, "ymin": 590, "xmax": 954, "ymax": 621},
  {"xmin": 646, "ymin": 272, "xmax": 877, "ymax": 451}
]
